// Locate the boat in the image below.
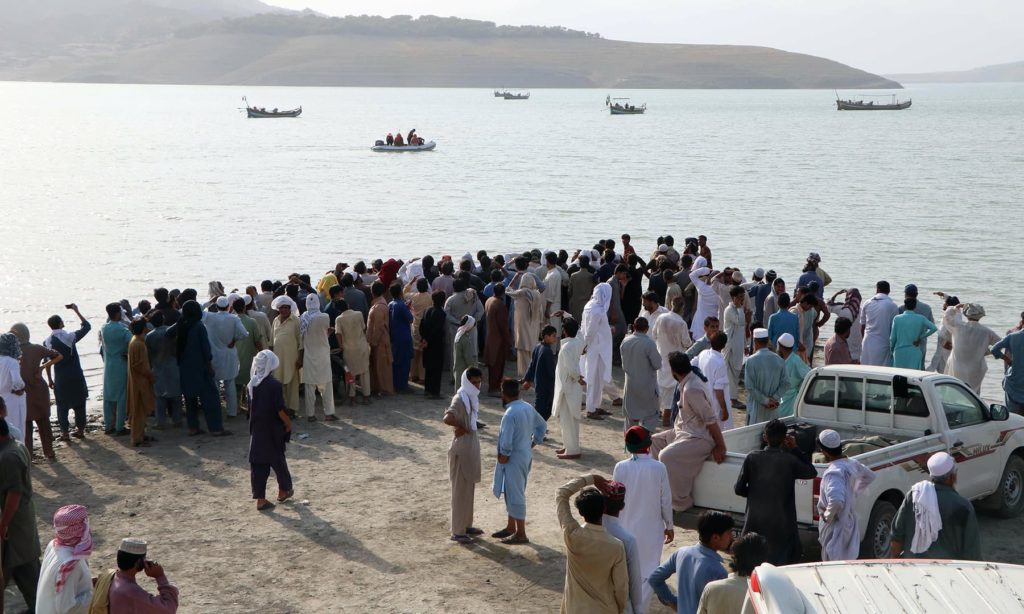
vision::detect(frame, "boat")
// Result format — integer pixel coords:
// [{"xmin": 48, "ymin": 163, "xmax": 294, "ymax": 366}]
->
[
  {"xmin": 835, "ymin": 92, "xmax": 912, "ymax": 111},
  {"xmin": 243, "ymin": 96, "xmax": 302, "ymax": 118},
  {"xmin": 502, "ymin": 91, "xmax": 530, "ymax": 100},
  {"xmin": 371, "ymin": 141, "xmax": 436, "ymax": 152},
  {"xmin": 493, "ymin": 89, "xmax": 506, "ymax": 97},
  {"xmin": 607, "ymin": 95, "xmax": 646, "ymax": 115}
]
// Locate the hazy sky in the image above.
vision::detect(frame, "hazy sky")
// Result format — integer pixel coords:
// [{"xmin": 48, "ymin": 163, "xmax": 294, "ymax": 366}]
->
[{"xmin": 269, "ymin": 0, "xmax": 1022, "ymax": 74}]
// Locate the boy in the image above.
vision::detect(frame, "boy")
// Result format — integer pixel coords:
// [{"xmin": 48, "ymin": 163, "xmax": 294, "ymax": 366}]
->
[{"xmin": 522, "ymin": 325, "xmax": 557, "ymax": 421}]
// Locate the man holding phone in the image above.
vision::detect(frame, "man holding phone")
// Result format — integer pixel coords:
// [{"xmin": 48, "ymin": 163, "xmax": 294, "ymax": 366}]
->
[{"xmin": 91, "ymin": 538, "xmax": 179, "ymax": 612}]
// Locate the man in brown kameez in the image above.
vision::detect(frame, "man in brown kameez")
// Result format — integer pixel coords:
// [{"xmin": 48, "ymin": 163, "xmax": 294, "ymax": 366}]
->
[
  {"xmin": 443, "ymin": 367, "xmax": 484, "ymax": 543},
  {"xmin": 126, "ymin": 319, "xmax": 155, "ymax": 447},
  {"xmin": 366, "ymin": 281, "xmax": 394, "ymax": 396},
  {"xmin": 483, "ymin": 285, "xmax": 512, "ymax": 396}
]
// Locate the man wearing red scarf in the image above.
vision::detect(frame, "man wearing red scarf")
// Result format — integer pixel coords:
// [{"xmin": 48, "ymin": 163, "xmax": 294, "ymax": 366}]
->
[{"xmin": 37, "ymin": 504, "xmax": 93, "ymax": 613}]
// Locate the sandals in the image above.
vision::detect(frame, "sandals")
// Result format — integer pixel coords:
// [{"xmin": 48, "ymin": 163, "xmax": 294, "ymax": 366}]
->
[
  {"xmin": 277, "ymin": 489, "xmax": 295, "ymax": 503},
  {"xmin": 450, "ymin": 534, "xmax": 473, "ymax": 544},
  {"xmin": 500, "ymin": 535, "xmax": 530, "ymax": 545},
  {"xmin": 257, "ymin": 502, "xmax": 275, "ymax": 511},
  {"xmin": 491, "ymin": 528, "xmax": 514, "ymax": 539}
]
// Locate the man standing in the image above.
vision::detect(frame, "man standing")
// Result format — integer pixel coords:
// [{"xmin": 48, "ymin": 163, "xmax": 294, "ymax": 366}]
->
[
  {"xmin": 859, "ymin": 281, "xmax": 899, "ymax": 366},
  {"xmin": 44, "ymin": 304, "xmax": 91, "ymax": 440},
  {"xmin": 271, "ymin": 296, "xmax": 303, "ymax": 413},
  {"xmin": 824, "ymin": 317, "xmax": 855, "ymax": 366},
  {"xmin": 542, "ymin": 251, "xmax": 565, "ymax": 339},
  {"xmin": 204, "ymin": 296, "xmax": 249, "ymax": 418},
  {"xmin": 602, "ymin": 481, "xmax": 644, "ymax": 614},
  {"xmin": 444, "ymin": 278, "xmax": 485, "ymax": 372},
  {"xmin": 649, "ymin": 511, "xmax": 732, "ymax": 614},
  {"xmin": 101, "ymin": 302, "xmax": 132, "ymax": 435},
  {"xmin": 734, "ymin": 419, "xmax": 816, "ymax": 565},
  {"xmin": 776, "ymin": 333, "xmax": 810, "ymax": 418},
  {"xmin": 555, "ymin": 474, "xmax": 628, "ymax": 614},
  {"xmin": 695, "ymin": 333, "xmax": 732, "ymax": 430},
  {"xmin": 743, "ymin": 329, "xmax": 784, "ymax": 425},
  {"xmin": 335, "ymin": 301, "xmax": 372, "ymax": 405},
  {"xmin": 992, "ymin": 326, "xmax": 1024, "ymax": 414},
  {"xmin": 522, "ymin": 326, "xmax": 558, "ymax": 421},
  {"xmin": 696, "ymin": 533, "xmax": 768, "ymax": 614},
  {"xmin": 890, "ymin": 452, "xmax": 981, "ymax": 560},
  {"xmin": 36, "ymin": 504, "xmax": 94, "ymax": 614},
  {"xmin": 685, "ymin": 317, "xmax": 719, "ymax": 362},
  {"xmin": 620, "ymin": 317, "xmax": 663, "ymax": 433},
  {"xmin": 653, "ymin": 303, "xmax": 692, "ymax": 426},
  {"xmin": 816, "ymin": 429, "xmax": 876, "ymax": 561},
  {"xmin": 301, "ymin": 294, "xmax": 337, "ymax": 421},
  {"xmin": 553, "ymin": 318, "xmax": 586, "ymax": 460},
  {"xmin": 826, "ymin": 289, "xmax": 863, "ymax": 363},
  {"xmin": 688, "ymin": 268, "xmax": 721, "ymax": 343},
  {"xmin": 366, "ymin": 281, "xmax": 394, "ymax": 396},
  {"xmin": 0, "ymin": 419, "xmax": 41, "ymax": 613},
  {"xmin": 443, "ymin": 367, "xmax": 483, "ymax": 544},
  {"xmin": 614, "ymin": 426, "xmax": 674, "ymax": 613},
  {"xmin": 568, "ymin": 255, "xmax": 596, "ymax": 323},
  {"xmin": 943, "ymin": 302, "xmax": 1001, "ymax": 393},
  {"xmin": 491, "ymin": 379, "xmax": 547, "ymax": 545},
  {"xmin": 508, "ymin": 271, "xmax": 544, "ymax": 378},
  {"xmin": 651, "ymin": 353, "xmax": 726, "ymax": 511},
  {"xmin": 766, "ymin": 293, "xmax": 800, "ymax": 353},
  {"xmin": 126, "ymin": 319, "xmax": 155, "ymax": 447},
  {"xmin": 581, "ymin": 284, "xmax": 614, "ymax": 420},
  {"xmin": 898, "ymin": 284, "xmax": 935, "ymax": 362},
  {"xmin": 721, "ymin": 287, "xmax": 747, "ymax": 410},
  {"xmin": 483, "ymin": 284, "xmax": 513, "ymax": 396},
  {"xmin": 91, "ymin": 539, "xmax": 178, "ymax": 613},
  {"xmin": 890, "ymin": 298, "xmax": 938, "ymax": 369}
]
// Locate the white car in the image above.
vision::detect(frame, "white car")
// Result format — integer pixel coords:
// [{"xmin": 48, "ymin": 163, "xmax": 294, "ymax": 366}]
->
[
  {"xmin": 678, "ymin": 365, "xmax": 1024, "ymax": 558},
  {"xmin": 742, "ymin": 559, "xmax": 1024, "ymax": 613}
]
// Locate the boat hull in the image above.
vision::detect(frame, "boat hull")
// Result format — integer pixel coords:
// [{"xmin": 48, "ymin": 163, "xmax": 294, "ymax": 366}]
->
[
  {"xmin": 610, "ymin": 107, "xmax": 645, "ymax": 115},
  {"xmin": 371, "ymin": 141, "xmax": 437, "ymax": 152},
  {"xmin": 836, "ymin": 100, "xmax": 911, "ymax": 111},
  {"xmin": 503, "ymin": 94, "xmax": 530, "ymax": 100},
  {"xmin": 247, "ymin": 108, "xmax": 302, "ymax": 118}
]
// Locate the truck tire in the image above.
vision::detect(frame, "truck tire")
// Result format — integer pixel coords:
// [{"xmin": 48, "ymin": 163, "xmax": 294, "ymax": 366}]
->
[
  {"xmin": 990, "ymin": 456, "xmax": 1024, "ymax": 519},
  {"xmin": 860, "ymin": 499, "xmax": 897, "ymax": 559}
]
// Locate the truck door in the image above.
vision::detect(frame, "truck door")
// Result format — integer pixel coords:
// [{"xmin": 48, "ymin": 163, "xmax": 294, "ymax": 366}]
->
[{"xmin": 935, "ymin": 381, "xmax": 1003, "ymax": 498}]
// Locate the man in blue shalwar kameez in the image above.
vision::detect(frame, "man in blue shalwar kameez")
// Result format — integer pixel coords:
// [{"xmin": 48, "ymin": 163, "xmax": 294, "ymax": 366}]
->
[{"xmin": 491, "ymin": 378, "xmax": 547, "ymax": 544}]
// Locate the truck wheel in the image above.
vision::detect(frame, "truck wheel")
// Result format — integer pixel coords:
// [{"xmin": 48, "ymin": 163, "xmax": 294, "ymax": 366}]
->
[
  {"xmin": 860, "ymin": 500, "xmax": 897, "ymax": 559},
  {"xmin": 991, "ymin": 456, "xmax": 1024, "ymax": 518}
]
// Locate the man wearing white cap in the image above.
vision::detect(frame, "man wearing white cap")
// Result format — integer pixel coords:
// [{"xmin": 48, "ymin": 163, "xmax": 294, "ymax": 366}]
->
[
  {"xmin": 890, "ymin": 452, "xmax": 981, "ymax": 560},
  {"xmin": 776, "ymin": 333, "xmax": 809, "ymax": 418},
  {"xmin": 743, "ymin": 329, "xmax": 784, "ymax": 425},
  {"xmin": 816, "ymin": 429, "xmax": 875, "ymax": 561},
  {"xmin": 203, "ymin": 297, "xmax": 249, "ymax": 418},
  {"xmin": 91, "ymin": 538, "xmax": 179, "ymax": 612},
  {"xmin": 943, "ymin": 302, "xmax": 1001, "ymax": 394}
]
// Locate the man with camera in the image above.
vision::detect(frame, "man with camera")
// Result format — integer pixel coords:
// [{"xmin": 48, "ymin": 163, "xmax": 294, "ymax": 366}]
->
[{"xmin": 90, "ymin": 538, "xmax": 179, "ymax": 612}]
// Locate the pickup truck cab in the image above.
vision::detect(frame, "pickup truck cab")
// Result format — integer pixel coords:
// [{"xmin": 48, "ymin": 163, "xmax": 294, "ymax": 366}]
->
[
  {"xmin": 680, "ymin": 365, "xmax": 1024, "ymax": 559},
  {"xmin": 742, "ymin": 559, "xmax": 1024, "ymax": 613}
]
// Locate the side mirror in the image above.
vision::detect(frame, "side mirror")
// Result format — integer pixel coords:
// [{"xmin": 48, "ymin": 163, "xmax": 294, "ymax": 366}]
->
[{"xmin": 990, "ymin": 404, "xmax": 1010, "ymax": 422}]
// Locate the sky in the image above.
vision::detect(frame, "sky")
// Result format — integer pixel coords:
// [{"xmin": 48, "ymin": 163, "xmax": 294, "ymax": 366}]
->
[{"xmin": 268, "ymin": 0, "xmax": 1023, "ymax": 74}]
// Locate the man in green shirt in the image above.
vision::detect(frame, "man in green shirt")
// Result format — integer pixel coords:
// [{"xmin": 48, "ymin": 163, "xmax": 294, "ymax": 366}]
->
[
  {"xmin": 890, "ymin": 451, "xmax": 981, "ymax": 560},
  {"xmin": 0, "ymin": 416, "xmax": 42, "ymax": 612}
]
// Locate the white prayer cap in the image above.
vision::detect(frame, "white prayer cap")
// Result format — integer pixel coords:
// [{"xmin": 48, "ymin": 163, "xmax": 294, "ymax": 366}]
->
[
  {"xmin": 818, "ymin": 429, "xmax": 841, "ymax": 450},
  {"xmin": 216, "ymin": 296, "xmax": 229, "ymax": 308},
  {"xmin": 731, "ymin": 271, "xmax": 743, "ymax": 283},
  {"xmin": 227, "ymin": 292, "xmax": 241, "ymax": 304},
  {"xmin": 753, "ymin": 268, "xmax": 765, "ymax": 279},
  {"xmin": 242, "ymin": 294, "xmax": 253, "ymax": 306},
  {"xmin": 927, "ymin": 452, "xmax": 956, "ymax": 477},
  {"xmin": 119, "ymin": 538, "xmax": 148, "ymax": 555},
  {"xmin": 752, "ymin": 328, "xmax": 769, "ymax": 340},
  {"xmin": 778, "ymin": 333, "xmax": 795, "ymax": 348},
  {"xmin": 658, "ymin": 244, "xmax": 669, "ymax": 252}
]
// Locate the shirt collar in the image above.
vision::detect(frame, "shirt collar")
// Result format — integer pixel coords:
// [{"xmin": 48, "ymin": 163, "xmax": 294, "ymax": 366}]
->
[{"xmin": 697, "ymin": 544, "xmax": 723, "ymax": 562}]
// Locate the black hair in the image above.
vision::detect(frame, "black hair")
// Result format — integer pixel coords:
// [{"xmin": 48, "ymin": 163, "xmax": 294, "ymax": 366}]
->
[
  {"xmin": 541, "ymin": 325, "xmax": 557, "ymax": 338},
  {"xmin": 562, "ymin": 317, "xmax": 579, "ymax": 338},
  {"xmin": 633, "ymin": 317, "xmax": 649, "ymax": 332},
  {"xmin": 704, "ymin": 316, "xmax": 720, "ymax": 328},
  {"xmin": 621, "ymin": 233, "xmax": 631, "ymax": 241},
  {"xmin": 800, "ymin": 294, "xmax": 817, "ymax": 306},
  {"xmin": 729, "ymin": 285, "xmax": 745, "ymax": 298},
  {"xmin": 501, "ymin": 377, "xmax": 520, "ymax": 398},
  {"xmin": 329, "ymin": 285, "xmax": 343, "ymax": 298},
  {"xmin": 575, "ymin": 487, "xmax": 606, "ymax": 524},
  {"xmin": 459, "ymin": 259, "xmax": 472, "ymax": 272},
  {"xmin": 643, "ymin": 291, "xmax": 659, "ymax": 303},
  {"xmin": 731, "ymin": 533, "xmax": 768, "ymax": 576},
  {"xmin": 129, "ymin": 318, "xmax": 147, "ymax": 335},
  {"xmin": 453, "ymin": 277, "xmax": 468, "ymax": 293},
  {"xmin": 299, "ymin": 274, "xmax": 311, "ymax": 285},
  {"xmin": 105, "ymin": 302, "xmax": 121, "ymax": 319},
  {"xmin": 154, "ymin": 288, "xmax": 169, "ymax": 304},
  {"xmin": 578, "ymin": 255, "xmax": 590, "ymax": 267},
  {"xmin": 233, "ymin": 298, "xmax": 245, "ymax": 314},
  {"xmin": 876, "ymin": 280, "xmax": 890, "ymax": 294},
  {"xmin": 465, "ymin": 366, "xmax": 483, "ymax": 379},
  {"xmin": 904, "ymin": 297, "xmax": 918, "ymax": 311},
  {"xmin": 261, "ymin": 280, "xmax": 274, "ymax": 291},
  {"xmin": 493, "ymin": 283, "xmax": 506, "ymax": 298},
  {"xmin": 778, "ymin": 292, "xmax": 792, "ymax": 309},
  {"xmin": 117, "ymin": 550, "xmax": 145, "ymax": 572},
  {"xmin": 341, "ymin": 274, "xmax": 354, "ymax": 288},
  {"xmin": 416, "ymin": 278, "xmax": 429, "ymax": 293},
  {"xmin": 697, "ymin": 510, "xmax": 734, "ymax": 545},
  {"xmin": 664, "ymin": 235, "xmax": 675, "ymax": 246},
  {"xmin": 0, "ymin": 416, "xmax": 8, "ymax": 436},
  {"xmin": 335, "ymin": 299, "xmax": 349, "ymax": 313},
  {"xmin": 149, "ymin": 311, "xmax": 165, "ymax": 328},
  {"xmin": 834, "ymin": 316, "xmax": 852, "ymax": 335},
  {"xmin": 371, "ymin": 281, "xmax": 386, "ymax": 298},
  {"xmin": 614, "ymin": 263, "xmax": 628, "ymax": 275},
  {"xmin": 710, "ymin": 331, "xmax": 728, "ymax": 351},
  {"xmin": 764, "ymin": 418, "xmax": 787, "ymax": 447},
  {"xmin": 545, "ymin": 252, "xmax": 557, "ymax": 265},
  {"xmin": 440, "ymin": 261, "xmax": 455, "ymax": 275},
  {"xmin": 514, "ymin": 256, "xmax": 529, "ymax": 272},
  {"xmin": 47, "ymin": 315, "xmax": 63, "ymax": 330},
  {"xmin": 354, "ymin": 261, "xmax": 367, "ymax": 274},
  {"xmin": 668, "ymin": 351, "xmax": 692, "ymax": 377},
  {"xmin": 431, "ymin": 290, "xmax": 446, "ymax": 309},
  {"xmin": 490, "ymin": 269, "xmax": 504, "ymax": 283}
]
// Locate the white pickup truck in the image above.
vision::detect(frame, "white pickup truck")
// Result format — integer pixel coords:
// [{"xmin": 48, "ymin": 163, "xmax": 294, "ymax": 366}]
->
[{"xmin": 679, "ymin": 365, "xmax": 1024, "ymax": 559}]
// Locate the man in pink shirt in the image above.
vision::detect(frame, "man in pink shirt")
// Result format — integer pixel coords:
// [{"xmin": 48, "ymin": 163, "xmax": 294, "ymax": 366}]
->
[{"xmin": 92, "ymin": 538, "xmax": 178, "ymax": 612}]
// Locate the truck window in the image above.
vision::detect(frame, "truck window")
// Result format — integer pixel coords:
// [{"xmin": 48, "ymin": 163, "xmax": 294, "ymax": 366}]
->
[
  {"xmin": 893, "ymin": 385, "xmax": 928, "ymax": 417},
  {"xmin": 804, "ymin": 375, "xmax": 836, "ymax": 406},
  {"xmin": 865, "ymin": 380, "xmax": 892, "ymax": 412},
  {"xmin": 936, "ymin": 383, "xmax": 986, "ymax": 428},
  {"xmin": 837, "ymin": 377, "xmax": 863, "ymax": 410}
]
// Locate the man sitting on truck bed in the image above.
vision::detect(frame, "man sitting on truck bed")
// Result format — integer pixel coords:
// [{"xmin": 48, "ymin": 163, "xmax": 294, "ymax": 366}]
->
[
  {"xmin": 650, "ymin": 352, "xmax": 726, "ymax": 511},
  {"xmin": 734, "ymin": 419, "xmax": 817, "ymax": 565},
  {"xmin": 890, "ymin": 451, "xmax": 981, "ymax": 560}
]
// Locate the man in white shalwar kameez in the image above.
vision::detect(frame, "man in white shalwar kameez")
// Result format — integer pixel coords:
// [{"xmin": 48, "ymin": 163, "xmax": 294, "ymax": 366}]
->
[
  {"xmin": 816, "ymin": 429, "xmax": 875, "ymax": 561},
  {"xmin": 542, "ymin": 252, "xmax": 564, "ymax": 343},
  {"xmin": 943, "ymin": 302, "xmax": 1001, "ymax": 393},
  {"xmin": 653, "ymin": 310, "xmax": 692, "ymax": 419},
  {"xmin": 689, "ymin": 267, "xmax": 720, "ymax": 342},
  {"xmin": 299, "ymin": 294, "xmax": 336, "ymax": 421},
  {"xmin": 613, "ymin": 426, "xmax": 673, "ymax": 614},
  {"xmin": 553, "ymin": 318, "xmax": 586, "ymax": 460},
  {"xmin": 580, "ymin": 283, "xmax": 614, "ymax": 419},
  {"xmin": 859, "ymin": 282, "xmax": 899, "ymax": 366},
  {"xmin": 722, "ymin": 287, "xmax": 747, "ymax": 409},
  {"xmin": 696, "ymin": 333, "xmax": 732, "ymax": 430},
  {"xmin": 203, "ymin": 297, "xmax": 249, "ymax": 417}
]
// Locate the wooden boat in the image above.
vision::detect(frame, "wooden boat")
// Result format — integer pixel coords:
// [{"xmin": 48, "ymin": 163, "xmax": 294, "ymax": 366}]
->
[
  {"xmin": 243, "ymin": 96, "xmax": 301, "ymax": 118},
  {"xmin": 371, "ymin": 141, "xmax": 436, "ymax": 152},
  {"xmin": 835, "ymin": 93, "xmax": 911, "ymax": 111},
  {"xmin": 607, "ymin": 95, "xmax": 645, "ymax": 115},
  {"xmin": 503, "ymin": 91, "xmax": 530, "ymax": 100}
]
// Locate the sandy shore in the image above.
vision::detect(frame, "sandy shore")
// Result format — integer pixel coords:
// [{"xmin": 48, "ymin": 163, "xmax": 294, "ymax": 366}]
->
[{"xmin": 8, "ymin": 361, "xmax": 1024, "ymax": 613}]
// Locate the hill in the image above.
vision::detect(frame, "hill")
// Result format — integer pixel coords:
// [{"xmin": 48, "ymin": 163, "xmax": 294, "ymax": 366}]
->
[
  {"xmin": 0, "ymin": 12, "xmax": 900, "ymax": 89},
  {"xmin": 888, "ymin": 60, "xmax": 1024, "ymax": 83}
]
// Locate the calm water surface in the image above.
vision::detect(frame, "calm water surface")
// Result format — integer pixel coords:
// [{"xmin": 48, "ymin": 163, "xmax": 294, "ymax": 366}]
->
[{"xmin": 1, "ymin": 82, "xmax": 1021, "ymax": 399}]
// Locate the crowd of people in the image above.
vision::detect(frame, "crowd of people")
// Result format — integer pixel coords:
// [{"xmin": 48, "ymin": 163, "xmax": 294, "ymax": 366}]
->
[
  {"xmin": 0, "ymin": 232, "xmax": 1020, "ymax": 612},
  {"xmin": 379, "ymin": 128, "xmax": 426, "ymax": 146}
]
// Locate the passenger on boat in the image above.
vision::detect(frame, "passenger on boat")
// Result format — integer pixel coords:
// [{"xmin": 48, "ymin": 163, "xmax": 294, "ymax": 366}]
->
[
  {"xmin": 386, "ymin": 133, "xmax": 394, "ymax": 146},
  {"xmin": 407, "ymin": 129, "xmax": 417, "ymax": 143},
  {"xmin": 394, "ymin": 132, "xmax": 405, "ymax": 146}
]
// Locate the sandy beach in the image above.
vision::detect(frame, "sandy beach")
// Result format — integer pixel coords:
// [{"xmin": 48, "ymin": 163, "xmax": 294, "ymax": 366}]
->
[{"xmin": 4, "ymin": 359, "xmax": 1021, "ymax": 614}]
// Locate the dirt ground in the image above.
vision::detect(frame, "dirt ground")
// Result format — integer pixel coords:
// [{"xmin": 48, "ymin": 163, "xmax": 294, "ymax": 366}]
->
[{"xmin": 7, "ymin": 362, "xmax": 1024, "ymax": 613}]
